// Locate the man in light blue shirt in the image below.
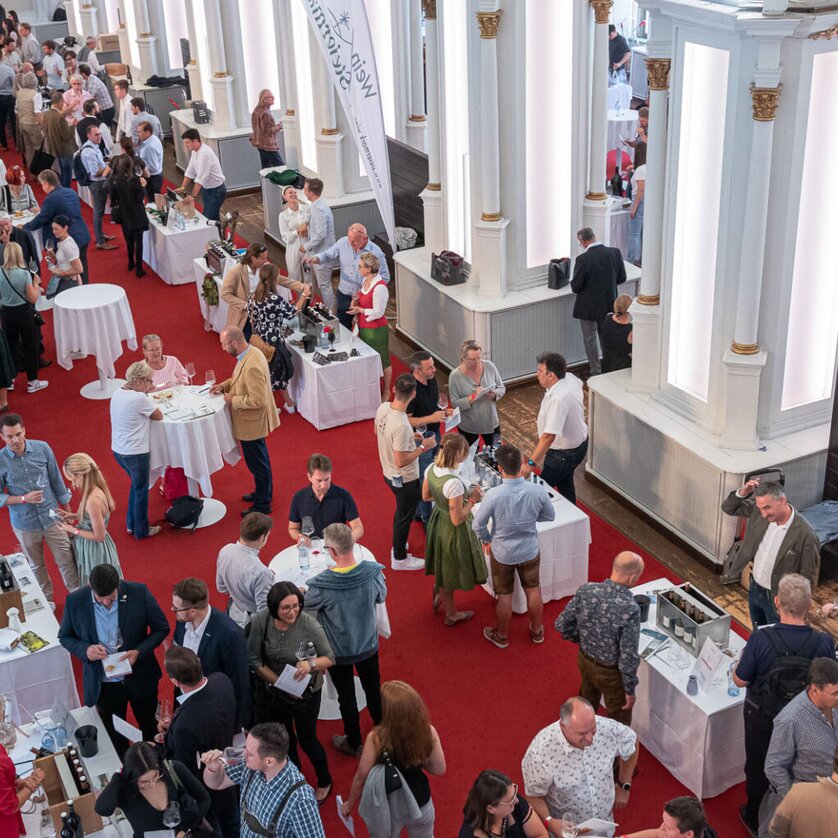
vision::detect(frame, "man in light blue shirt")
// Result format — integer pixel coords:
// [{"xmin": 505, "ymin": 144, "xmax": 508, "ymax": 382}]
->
[
  {"xmin": 80, "ymin": 123, "xmax": 117, "ymax": 249},
  {"xmin": 137, "ymin": 120, "xmax": 164, "ymax": 200},
  {"xmin": 300, "ymin": 178, "xmax": 337, "ymax": 311},
  {"xmin": 473, "ymin": 443, "xmax": 555, "ymax": 649},
  {"xmin": 0, "ymin": 413, "xmax": 79, "ymax": 603},
  {"xmin": 309, "ymin": 223, "xmax": 390, "ymax": 330}
]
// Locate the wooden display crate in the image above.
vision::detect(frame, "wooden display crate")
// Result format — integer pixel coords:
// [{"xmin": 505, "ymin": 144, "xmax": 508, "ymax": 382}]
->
[
  {"xmin": 98, "ymin": 33, "xmax": 120, "ymax": 51},
  {"xmin": 0, "ymin": 588, "xmax": 25, "ymax": 628},
  {"xmin": 34, "ymin": 752, "xmax": 103, "ymax": 834}
]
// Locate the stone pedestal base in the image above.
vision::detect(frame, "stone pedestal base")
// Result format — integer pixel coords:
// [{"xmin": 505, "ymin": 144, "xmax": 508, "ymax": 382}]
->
[
  {"xmin": 117, "ymin": 26, "xmax": 132, "ymax": 70},
  {"xmin": 420, "ymin": 187, "xmax": 443, "ymax": 255},
  {"xmin": 582, "ymin": 196, "xmax": 616, "ymax": 246},
  {"xmin": 185, "ymin": 63, "xmax": 203, "ymax": 103},
  {"xmin": 210, "ymin": 75, "xmax": 236, "ymax": 131},
  {"xmin": 405, "ymin": 118, "xmax": 427, "ymax": 153},
  {"xmin": 471, "ymin": 217, "xmax": 511, "ymax": 297},
  {"xmin": 136, "ymin": 35, "xmax": 159, "ymax": 82},
  {"xmin": 721, "ymin": 349, "xmax": 767, "ymax": 451},
  {"xmin": 315, "ymin": 133, "xmax": 345, "ymax": 199},
  {"xmin": 79, "ymin": 5, "xmax": 98, "ymax": 37},
  {"xmin": 282, "ymin": 114, "xmax": 299, "ymax": 170},
  {"xmin": 628, "ymin": 301, "xmax": 661, "ymax": 393}
]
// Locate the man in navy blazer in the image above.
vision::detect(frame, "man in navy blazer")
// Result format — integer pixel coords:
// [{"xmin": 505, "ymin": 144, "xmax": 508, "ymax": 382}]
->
[
  {"xmin": 161, "ymin": 647, "xmax": 239, "ymax": 837},
  {"xmin": 23, "ymin": 169, "xmax": 91, "ymax": 284},
  {"xmin": 171, "ymin": 577, "xmax": 251, "ymax": 731},
  {"xmin": 570, "ymin": 227, "xmax": 627, "ymax": 375},
  {"xmin": 58, "ymin": 564, "xmax": 169, "ymax": 757}
]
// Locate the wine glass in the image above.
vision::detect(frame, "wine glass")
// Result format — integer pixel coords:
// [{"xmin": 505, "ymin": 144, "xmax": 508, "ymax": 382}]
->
[
  {"xmin": 301, "ymin": 516, "xmax": 315, "ymax": 546},
  {"xmin": 205, "ymin": 369, "xmax": 216, "ymax": 387},
  {"xmin": 161, "ymin": 801, "xmax": 181, "ymax": 829},
  {"xmin": 155, "ymin": 699, "xmax": 172, "ymax": 726},
  {"xmin": 220, "ymin": 746, "xmax": 245, "ymax": 766},
  {"xmin": 184, "ymin": 362, "xmax": 196, "ymax": 387},
  {"xmin": 437, "ymin": 391, "xmax": 448, "ymax": 412},
  {"xmin": 561, "ymin": 812, "xmax": 578, "ymax": 838},
  {"xmin": 328, "ymin": 329, "xmax": 337, "ymax": 352},
  {"xmin": 305, "ymin": 641, "xmax": 317, "ymax": 670},
  {"xmin": 295, "ymin": 641, "xmax": 310, "ymax": 663}
]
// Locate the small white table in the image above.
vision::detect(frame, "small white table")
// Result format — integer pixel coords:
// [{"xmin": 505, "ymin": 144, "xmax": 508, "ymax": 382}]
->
[
  {"xmin": 287, "ymin": 325, "xmax": 383, "ymax": 430},
  {"xmin": 192, "ymin": 257, "xmax": 229, "ymax": 333},
  {"xmin": 0, "ymin": 552, "xmax": 80, "ymax": 723},
  {"xmin": 480, "ymin": 481, "xmax": 591, "ymax": 614},
  {"xmin": 630, "ymin": 578, "xmax": 746, "ymax": 798},
  {"xmin": 10, "ymin": 210, "xmax": 44, "ymax": 259},
  {"xmin": 269, "ymin": 543, "xmax": 390, "ymax": 720},
  {"xmin": 143, "ymin": 208, "xmax": 217, "ymax": 285},
  {"xmin": 148, "ymin": 386, "xmax": 241, "ymax": 527},
  {"xmin": 52, "ymin": 283, "xmax": 137, "ymax": 399}
]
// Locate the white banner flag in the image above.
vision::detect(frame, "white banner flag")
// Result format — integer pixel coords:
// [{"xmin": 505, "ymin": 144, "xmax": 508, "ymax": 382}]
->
[{"xmin": 302, "ymin": 0, "xmax": 396, "ymax": 248}]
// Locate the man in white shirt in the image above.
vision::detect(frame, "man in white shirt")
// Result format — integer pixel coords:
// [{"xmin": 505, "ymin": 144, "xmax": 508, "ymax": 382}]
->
[
  {"xmin": 300, "ymin": 177, "xmax": 338, "ymax": 310},
  {"xmin": 721, "ymin": 479, "xmax": 820, "ymax": 628},
  {"xmin": 17, "ymin": 24, "xmax": 42, "ymax": 68},
  {"xmin": 524, "ymin": 351, "xmax": 588, "ymax": 505},
  {"xmin": 180, "ymin": 127, "xmax": 227, "ymax": 221},
  {"xmin": 113, "ymin": 79, "xmax": 132, "ymax": 141},
  {"xmin": 40, "ymin": 40, "xmax": 65, "ymax": 90},
  {"xmin": 523, "ymin": 697, "xmax": 638, "ymax": 835}
]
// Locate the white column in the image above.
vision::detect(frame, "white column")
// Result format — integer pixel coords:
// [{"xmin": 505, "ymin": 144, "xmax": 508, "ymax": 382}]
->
[
  {"xmin": 203, "ymin": 0, "xmax": 235, "ymax": 131},
  {"xmin": 420, "ymin": 0, "xmax": 443, "ymax": 255},
  {"xmin": 63, "ymin": 2, "xmax": 80, "ymax": 37},
  {"xmin": 132, "ymin": 0, "xmax": 159, "ymax": 80},
  {"xmin": 314, "ymin": 44, "xmax": 344, "ymax": 199},
  {"xmin": 79, "ymin": 4, "xmax": 99, "ymax": 37},
  {"xmin": 274, "ymin": 0, "xmax": 299, "ymax": 169},
  {"xmin": 629, "ymin": 57, "xmax": 670, "ymax": 394},
  {"xmin": 587, "ymin": 1, "xmax": 611, "ymax": 201},
  {"xmin": 471, "ymin": 6, "xmax": 509, "ymax": 297},
  {"xmin": 405, "ymin": 0, "xmax": 427, "ymax": 151},
  {"xmin": 185, "ymin": 61, "xmax": 203, "ymax": 104}
]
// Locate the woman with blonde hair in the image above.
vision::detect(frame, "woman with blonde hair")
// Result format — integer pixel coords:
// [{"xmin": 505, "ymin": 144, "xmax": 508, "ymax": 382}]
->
[
  {"xmin": 600, "ymin": 293, "xmax": 634, "ymax": 373},
  {"xmin": 347, "ymin": 251, "xmax": 391, "ymax": 398},
  {"xmin": 341, "ymin": 681, "xmax": 446, "ymax": 836},
  {"xmin": 422, "ymin": 433, "xmax": 486, "ymax": 626},
  {"xmin": 55, "ymin": 453, "xmax": 121, "ymax": 578},
  {"xmin": 448, "ymin": 339, "xmax": 506, "ymax": 446},
  {"xmin": 250, "ymin": 88, "xmax": 284, "ymax": 169}
]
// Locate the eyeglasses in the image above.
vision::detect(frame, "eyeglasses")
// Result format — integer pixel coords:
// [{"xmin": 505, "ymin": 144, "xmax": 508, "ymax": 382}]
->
[
  {"xmin": 497, "ymin": 783, "xmax": 518, "ymax": 807},
  {"xmin": 278, "ymin": 603, "xmax": 300, "ymax": 613},
  {"xmin": 170, "ymin": 605, "xmax": 195, "ymax": 613},
  {"xmin": 137, "ymin": 773, "xmax": 162, "ymax": 790}
]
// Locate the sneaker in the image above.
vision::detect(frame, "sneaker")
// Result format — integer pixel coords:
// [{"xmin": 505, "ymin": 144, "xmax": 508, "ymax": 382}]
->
[
  {"xmin": 483, "ymin": 627, "xmax": 509, "ymax": 649},
  {"xmin": 331, "ymin": 735, "xmax": 362, "ymax": 757},
  {"xmin": 283, "ymin": 404, "xmax": 296, "ymax": 414},
  {"xmin": 27, "ymin": 380, "xmax": 49, "ymax": 393},
  {"xmin": 390, "ymin": 551, "xmax": 424, "ymax": 571},
  {"xmin": 144, "ymin": 525, "xmax": 162, "ymax": 538},
  {"xmin": 529, "ymin": 624, "xmax": 545, "ymax": 644},
  {"xmin": 95, "ymin": 242, "xmax": 118, "ymax": 250},
  {"xmin": 6, "ymin": 382, "xmax": 12, "ymax": 391}
]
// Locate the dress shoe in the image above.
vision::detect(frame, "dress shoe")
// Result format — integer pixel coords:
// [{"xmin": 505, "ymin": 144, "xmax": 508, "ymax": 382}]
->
[
  {"xmin": 38, "ymin": 359, "xmax": 52, "ymax": 369},
  {"xmin": 331, "ymin": 735, "xmax": 362, "ymax": 757},
  {"xmin": 136, "ymin": 269, "xmax": 147, "ymax": 278},
  {"xmin": 127, "ymin": 262, "xmax": 135, "ymax": 271},
  {"xmin": 96, "ymin": 242, "xmax": 117, "ymax": 250},
  {"xmin": 241, "ymin": 492, "xmax": 256, "ymax": 503},
  {"xmin": 241, "ymin": 506, "xmax": 271, "ymax": 517}
]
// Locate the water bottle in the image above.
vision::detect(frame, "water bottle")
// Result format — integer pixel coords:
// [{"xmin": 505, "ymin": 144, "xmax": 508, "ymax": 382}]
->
[
  {"xmin": 298, "ymin": 543, "xmax": 310, "ymax": 571},
  {"xmin": 686, "ymin": 674, "xmax": 699, "ymax": 696},
  {"xmin": 727, "ymin": 662, "xmax": 741, "ymax": 697}
]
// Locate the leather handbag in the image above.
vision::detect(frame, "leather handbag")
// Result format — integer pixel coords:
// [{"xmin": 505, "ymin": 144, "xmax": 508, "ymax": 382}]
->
[
  {"xmin": 28, "ymin": 145, "xmax": 55, "ymax": 176},
  {"xmin": 431, "ymin": 250, "xmax": 465, "ymax": 286},
  {"xmin": 548, "ymin": 257, "xmax": 571, "ymax": 289}
]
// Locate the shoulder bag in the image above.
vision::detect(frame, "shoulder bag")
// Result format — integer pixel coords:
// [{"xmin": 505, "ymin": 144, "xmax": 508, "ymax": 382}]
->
[
  {"xmin": 0, "ymin": 268, "xmax": 44, "ymax": 326},
  {"xmin": 162, "ymin": 759, "xmax": 214, "ymax": 838}
]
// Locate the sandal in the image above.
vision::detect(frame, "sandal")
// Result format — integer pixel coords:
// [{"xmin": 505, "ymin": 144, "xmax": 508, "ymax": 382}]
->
[
  {"xmin": 445, "ymin": 610, "xmax": 474, "ymax": 626},
  {"xmin": 529, "ymin": 624, "xmax": 545, "ymax": 644},
  {"xmin": 315, "ymin": 784, "xmax": 332, "ymax": 806},
  {"xmin": 432, "ymin": 592, "xmax": 443, "ymax": 613}
]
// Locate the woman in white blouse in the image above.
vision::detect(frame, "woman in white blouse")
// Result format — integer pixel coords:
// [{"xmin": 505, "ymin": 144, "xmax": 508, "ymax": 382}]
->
[
  {"xmin": 347, "ymin": 252, "xmax": 391, "ymax": 399},
  {"xmin": 277, "ymin": 185, "xmax": 310, "ymax": 283}
]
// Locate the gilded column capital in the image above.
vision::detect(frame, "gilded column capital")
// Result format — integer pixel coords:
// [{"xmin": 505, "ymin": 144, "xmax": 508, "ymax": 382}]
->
[
  {"xmin": 645, "ymin": 58, "xmax": 671, "ymax": 92},
  {"xmin": 590, "ymin": 0, "xmax": 613, "ymax": 25},
  {"xmin": 810, "ymin": 26, "xmax": 838, "ymax": 40},
  {"xmin": 422, "ymin": 0, "xmax": 437, "ymax": 21},
  {"xmin": 750, "ymin": 86, "xmax": 781, "ymax": 122},
  {"xmin": 476, "ymin": 11, "xmax": 502, "ymax": 39}
]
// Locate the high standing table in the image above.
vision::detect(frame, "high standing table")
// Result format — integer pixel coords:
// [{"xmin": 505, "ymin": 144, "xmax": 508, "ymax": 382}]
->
[
  {"xmin": 607, "ymin": 108, "xmax": 638, "ymax": 167},
  {"xmin": 630, "ymin": 578, "xmax": 747, "ymax": 798},
  {"xmin": 52, "ymin": 284, "xmax": 137, "ymax": 400},
  {"xmin": 143, "ymin": 208, "xmax": 217, "ymax": 285},
  {"xmin": 0, "ymin": 552, "xmax": 80, "ymax": 722}
]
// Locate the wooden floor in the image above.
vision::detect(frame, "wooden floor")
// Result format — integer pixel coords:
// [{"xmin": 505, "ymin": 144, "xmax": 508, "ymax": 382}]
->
[{"xmin": 163, "ymin": 142, "xmax": 838, "ymax": 641}]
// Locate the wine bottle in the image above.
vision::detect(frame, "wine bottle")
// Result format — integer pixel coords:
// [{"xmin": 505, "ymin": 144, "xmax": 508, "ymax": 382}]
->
[
  {"xmin": 59, "ymin": 812, "xmax": 73, "ymax": 838},
  {"xmin": 610, "ymin": 167, "xmax": 623, "ymax": 198},
  {"xmin": 0, "ymin": 561, "xmax": 14, "ymax": 593},
  {"xmin": 77, "ymin": 774, "xmax": 90, "ymax": 794},
  {"xmin": 66, "ymin": 801, "xmax": 83, "ymax": 838}
]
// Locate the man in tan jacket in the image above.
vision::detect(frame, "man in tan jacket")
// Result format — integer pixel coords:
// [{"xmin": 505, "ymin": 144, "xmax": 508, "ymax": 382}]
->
[{"xmin": 211, "ymin": 328, "xmax": 279, "ymax": 516}]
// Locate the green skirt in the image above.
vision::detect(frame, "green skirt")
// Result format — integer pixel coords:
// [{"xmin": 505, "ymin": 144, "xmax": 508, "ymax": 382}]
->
[
  {"xmin": 424, "ymin": 509, "xmax": 488, "ymax": 592},
  {"xmin": 359, "ymin": 326, "xmax": 390, "ymax": 367}
]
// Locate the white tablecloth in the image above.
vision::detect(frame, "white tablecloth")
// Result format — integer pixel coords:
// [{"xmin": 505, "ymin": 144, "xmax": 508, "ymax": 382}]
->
[
  {"xmin": 269, "ymin": 543, "xmax": 391, "ymax": 639},
  {"xmin": 0, "ymin": 552, "xmax": 80, "ymax": 724},
  {"xmin": 480, "ymin": 482, "xmax": 591, "ymax": 613},
  {"xmin": 148, "ymin": 386, "xmax": 241, "ymax": 497},
  {"xmin": 53, "ymin": 283, "xmax": 137, "ymax": 378},
  {"xmin": 143, "ymin": 209, "xmax": 217, "ymax": 285},
  {"xmin": 287, "ymin": 326, "xmax": 383, "ymax": 430},
  {"xmin": 607, "ymin": 83, "xmax": 633, "ymax": 111},
  {"xmin": 630, "ymin": 578, "xmax": 746, "ymax": 798},
  {"xmin": 607, "ymin": 108, "xmax": 638, "ymax": 162},
  {"xmin": 11, "ymin": 211, "xmax": 44, "ymax": 260},
  {"xmin": 193, "ymin": 258, "xmax": 229, "ymax": 333}
]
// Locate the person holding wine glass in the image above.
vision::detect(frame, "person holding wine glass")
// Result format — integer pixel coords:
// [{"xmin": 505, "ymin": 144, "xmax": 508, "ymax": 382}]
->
[
  {"xmin": 448, "ymin": 339, "xmax": 507, "ymax": 447},
  {"xmin": 95, "ymin": 741, "xmax": 210, "ymax": 838},
  {"xmin": 248, "ymin": 581, "xmax": 335, "ymax": 805},
  {"xmin": 140, "ymin": 334, "xmax": 187, "ymax": 390}
]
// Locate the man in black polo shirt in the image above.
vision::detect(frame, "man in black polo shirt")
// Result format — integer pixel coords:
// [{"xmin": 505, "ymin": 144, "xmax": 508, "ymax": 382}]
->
[
  {"xmin": 608, "ymin": 24, "xmax": 631, "ymax": 84},
  {"xmin": 731, "ymin": 573, "xmax": 835, "ymax": 837},
  {"xmin": 405, "ymin": 351, "xmax": 447, "ymax": 526},
  {"xmin": 288, "ymin": 453, "xmax": 364, "ymax": 544}
]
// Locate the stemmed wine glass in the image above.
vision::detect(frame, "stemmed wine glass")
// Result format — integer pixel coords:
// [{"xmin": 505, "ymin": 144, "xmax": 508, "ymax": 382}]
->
[
  {"xmin": 301, "ymin": 516, "xmax": 315, "ymax": 546},
  {"xmin": 328, "ymin": 329, "xmax": 337, "ymax": 353},
  {"xmin": 296, "ymin": 641, "xmax": 317, "ymax": 671},
  {"xmin": 161, "ymin": 801, "xmax": 181, "ymax": 829},
  {"xmin": 437, "ymin": 391, "xmax": 448, "ymax": 412},
  {"xmin": 155, "ymin": 699, "xmax": 172, "ymax": 727},
  {"xmin": 205, "ymin": 369, "xmax": 216, "ymax": 388},
  {"xmin": 561, "ymin": 812, "xmax": 578, "ymax": 838},
  {"xmin": 184, "ymin": 362, "xmax": 196, "ymax": 388}
]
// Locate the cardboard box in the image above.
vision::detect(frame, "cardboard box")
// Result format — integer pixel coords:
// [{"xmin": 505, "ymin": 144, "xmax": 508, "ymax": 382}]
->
[
  {"xmin": 34, "ymin": 752, "xmax": 104, "ymax": 834},
  {"xmin": 98, "ymin": 33, "xmax": 120, "ymax": 51}
]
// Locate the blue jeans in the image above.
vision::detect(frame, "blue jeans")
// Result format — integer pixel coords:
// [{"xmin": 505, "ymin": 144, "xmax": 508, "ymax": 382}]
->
[
  {"xmin": 416, "ymin": 431, "xmax": 440, "ymax": 522},
  {"xmin": 748, "ymin": 579, "xmax": 779, "ymax": 629},
  {"xmin": 89, "ymin": 179, "xmax": 109, "ymax": 244},
  {"xmin": 240, "ymin": 437, "xmax": 272, "ymax": 510},
  {"xmin": 541, "ymin": 439, "xmax": 588, "ymax": 505},
  {"xmin": 201, "ymin": 183, "xmax": 227, "ymax": 221},
  {"xmin": 57, "ymin": 154, "xmax": 74, "ymax": 188},
  {"xmin": 113, "ymin": 451, "xmax": 151, "ymax": 538},
  {"xmin": 257, "ymin": 148, "xmax": 283, "ymax": 169},
  {"xmin": 627, "ymin": 197, "xmax": 644, "ymax": 264}
]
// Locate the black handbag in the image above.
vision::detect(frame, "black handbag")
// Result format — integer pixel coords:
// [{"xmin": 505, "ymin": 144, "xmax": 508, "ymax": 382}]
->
[
  {"xmin": 548, "ymin": 257, "xmax": 571, "ymax": 289},
  {"xmin": 165, "ymin": 495, "xmax": 204, "ymax": 531},
  {"xmin": 29, "ymin": 145, "xmax": 55, "ymax": 176},
  {"xmin": 381, "ymin": 750, "xmax": 403, "ymax": 794},
  {"xmin": 431, "ymin": 250, "xmax": 465, "ymax": 286}
]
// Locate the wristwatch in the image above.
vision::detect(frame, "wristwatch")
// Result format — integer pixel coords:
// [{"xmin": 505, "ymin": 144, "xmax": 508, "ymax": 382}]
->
[
  {"xmin": 20, "ymin": 495, "xmax": 25, "ymax": 503},
  {"xmin": 620, "ymin": 781, "xmax": 632, "ymax": 792},
  {"xmin": 527, "ymin": 458, "xmax": 536, "ymax": 467}
]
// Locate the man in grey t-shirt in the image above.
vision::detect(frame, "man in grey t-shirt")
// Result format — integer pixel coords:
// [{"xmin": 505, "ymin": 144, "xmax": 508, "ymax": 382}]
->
[{"xmin": 473, "ymin": 444, "xmax": 555, "ymax": 649}]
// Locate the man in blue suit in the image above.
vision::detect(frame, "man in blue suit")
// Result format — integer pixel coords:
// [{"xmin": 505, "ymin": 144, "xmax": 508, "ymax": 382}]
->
[
  {"xmin": 58, "ymin": 564, "xmax": 169, "ymax": 757},
  {"xmin": 171, "ymin": 577, "xmax": 251, "ymax": 731},
  {"xmin": 24, "ymin": 169, "xmax": 91, "ymax": 285}
]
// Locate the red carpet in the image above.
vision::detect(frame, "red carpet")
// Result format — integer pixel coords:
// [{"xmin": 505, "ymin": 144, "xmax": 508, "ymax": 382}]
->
[{"xmin": 1, "ymin": 146, "xmax": 749, "ymax": 836}]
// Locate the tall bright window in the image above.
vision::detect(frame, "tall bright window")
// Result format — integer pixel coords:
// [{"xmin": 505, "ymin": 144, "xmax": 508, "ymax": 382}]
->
[
  {"xmin": 122, "ymin": 0, "xmax": 141, "ymax": 69},
  {"xmin": 781, "ymin": 51, "xmax": 838, "ymax": 410},
  {"xmin": 362, "ymin": 0, "xmax": 396, "ymax": 137},
  {"xmin": 666, "ymin": 42, "xmax": 729, "ymax": 401},
  {"xmin": 238, "ymin": 0, "xmax": 280, "ymax": 111},
  {"xmin": 440, "ymin": 0, "xmax": 471, "ymax": 260},
  {"xmin": 163, "ymin": 0, "xmax": 189, "ymax": 71},
  {"xmin": 104, "ymin": 0, "xmax": 121, "ymax": 32},
  {"xmin": 291, "ymin": 0, "xmax": 317, "ymax": 171},
  {"xmin": 525, "ymin": 0, "xmax": 573, "ymax": 267},
  {"xmin": 189, "ymin": 0, "xmax": 213, "ymax": 110}
]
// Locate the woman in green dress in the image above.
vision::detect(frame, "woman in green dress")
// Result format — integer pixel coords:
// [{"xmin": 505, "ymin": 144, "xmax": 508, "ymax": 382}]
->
[
  {"xmin": 422, "ymin": 433, "xmax": 487, "ymax": 626},
  {"xmin": 55, "ymin": 453, "xmax": 122, "ymax": 581}
]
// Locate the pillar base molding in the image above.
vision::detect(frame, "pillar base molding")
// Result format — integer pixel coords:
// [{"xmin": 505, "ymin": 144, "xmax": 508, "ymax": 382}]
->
[
  {"xmin": 420, "ymin": 187, "xmax": 444, "ymax": 255},
  {"xmin": 210, "ymin": 75, "xmax": 236, "ymax": 131},
  {"xmin": 480, "ymin": 211, "xmax": 503, "ymax": 222},
  {"xmin": 720, "ymin": 349, "xmax": 767, "ymax": 450},
  {"xmin": 136, "ymin": 35, "xmax": 160, "ymax": 83},
  {"xmin": 408, "ymin": 115, "xmax": 427, "ymax": 122},
  {"xmin": 586, "ymin": 191, "xmax": 607, "ymax": 202},
  {"xmin": 731, "ymin": 341, "xmax": 760, "ymax": 356},
  {"xmin": 186, "ymin": 62, "xmax": 203, "ymax": 103},
  {"xmin": 320, "ymin": 128, "xmax": 339, "ymax": 136},
  {"xmin": 471, "ymin": 217, "xmax": 510, "ymax": 297},
  {"xmin": 405, "ymin": 118, "xmax": 427, "ymax": 153},
  {"xmin": 627, "ymin": 301, "xmax": 661, "ymax": 393},
  {"xmin": 637, "ymin": 294, "xmax": 660, "ymax": 306},
  {"xmin": 285, "ymin": 109, "xmax": 296, "ymax": 116},
  {"xmin": 582, "ymin": 199, "xmax": 617, "ymax": 247},
  {"xmin": 315, "ymin": 133, "xmax": 346, "ymax": 199},
  {"xmin": 79, "ymin": 5, "xmax": 99, "ymax": 37},
  {"xmin": 426, "ymin": 182, "xmax": 441, "ymax": 191}
]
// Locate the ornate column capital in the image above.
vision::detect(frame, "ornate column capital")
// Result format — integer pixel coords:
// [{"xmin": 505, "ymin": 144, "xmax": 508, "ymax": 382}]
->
[
  {"xmin": 810, "ymin": 26, "xmax": 838, "ymax": 40},
  {"xmin": 476, "ymin": 11, "xmax": 502, "ymax": 39},
  {"xmin": 750, "ymin": 86, "xmax": 781, "ymax": 122},
  {"xmin": 422, "ymin": 0, "xmax": 436, "ymax": 21},
  {"xmin": 590, "ymin": 0, "xmax": 613, "ymax": 25},
  {"xmin": 645, "ymin": 58, "xmax": 671, "ymax": 92}
]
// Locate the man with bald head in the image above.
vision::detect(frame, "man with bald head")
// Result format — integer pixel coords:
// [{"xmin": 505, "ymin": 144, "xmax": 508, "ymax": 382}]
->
[
  {"xmin": 306, "ymin": 222, "xmax": 390, "ymax": 329},
  {"xmin": 523, "ymin": 696, "xmax": 638, "ymax": 834},
  {"xmin": 210, "ymin": 328, "xmax": 279, "ymax": 516},
  {"xmin": 555, "ymin": 551, "xmax": 645, "ymax": 724}
]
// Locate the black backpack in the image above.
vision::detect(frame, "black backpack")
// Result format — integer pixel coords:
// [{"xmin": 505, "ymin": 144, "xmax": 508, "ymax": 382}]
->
[
  {"xmin": 165, "ymin": 496, "xmax": 204, "ymax": 532},
  {"xmin": 750, "ymin": 628, "xmax": 822, "ymax": 718},
  {"xmin": 73, "ymin": 149, "xmax": 91, "ymax": 187}
]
